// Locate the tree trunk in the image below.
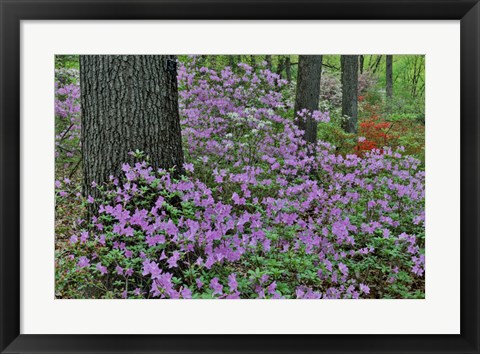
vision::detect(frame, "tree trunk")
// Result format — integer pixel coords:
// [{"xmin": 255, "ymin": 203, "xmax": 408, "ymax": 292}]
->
[
  {"xmin": 80, "ymin": 55, "xmax": 185, "ymax": 200},
  {"xmin": 250, "ymin": 55, "xmax": 257, "ymax": 71},
  {"xmin": 285, "ymin": 56, "xmax": 292, "ymax": 82},
  {"xmin": 276, "ymin": 56, "xmax": 284, "ymax": 79},
  {"xmin": 233, "ymin": 55, "xmax": 241, "ymax": 72},
  {"xmin": 359, "ymin": 55, "xmax": 364, "ymax": 74},
  {"xmin": 229, "ymin": 55, "xmax": 236, "ymax": 71},
  {"xmin": 294, "ymin": 55, "xmax": 323, "ymax": 145},
  {"xmin": 386, "ymin": 55, "xmax": 393, "ymax": 99},
  {"xmin": 341, "ymin": 55, "xmax": 359, "ymax": 134},
  {"xmin": 265, "ymin": 55, "xmax": 272, "ymax": 71},
  {"xmin": 372, "ymin": 55, "xmax": 383, "ymax": 74}
]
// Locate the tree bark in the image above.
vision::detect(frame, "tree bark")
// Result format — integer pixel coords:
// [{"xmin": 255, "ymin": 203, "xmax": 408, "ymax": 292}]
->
[
  {"xmin": 80, "ymin": 55, "xmax": 185, "ymax": 200},
  {"xmin": 293, "ymin": 55, "xmax": 323, "ymax": 145},
  {"xmin": 285, "ymin": 56, "xmax": 292, "ymax": 82},
  {"xmin": 386, "ymin": 55, "xmax": 393, "ymax": 99},
  {"xmin": 341, "ymin": 55, "xmax": 359, "ymax": 134}
]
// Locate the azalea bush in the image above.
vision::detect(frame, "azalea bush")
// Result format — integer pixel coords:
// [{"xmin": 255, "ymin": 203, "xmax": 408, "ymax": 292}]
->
[
  {"xmin": 356, "ymin": 96, "xmax": 425, "ymax": 160},
  {"xmin": 55, "ymin": 58, "xmax": 425, "ymax": 299},
  {"xmin": 55, "ymin": 68, "xmax": 81, "ymax": 176}
]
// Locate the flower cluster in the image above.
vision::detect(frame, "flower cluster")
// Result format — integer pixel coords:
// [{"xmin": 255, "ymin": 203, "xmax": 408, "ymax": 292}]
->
[
  {"xmin": 356, "ymin": 99, "xmax": 425, "ymax": 158},
  {"xmin": 55, "ymin": 69, "xmax": 81, "ymax": 173},
  {"xmin": 357, "ymin": 71, "xmax": 377, "ymax": 96}
]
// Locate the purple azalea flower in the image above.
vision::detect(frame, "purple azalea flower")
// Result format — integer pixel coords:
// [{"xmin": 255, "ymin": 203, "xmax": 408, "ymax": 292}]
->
[
  {"xmin": 228, "ymin": 273, "xmax": 238, "ymax": 292},
  {"xmin": 96, "ymin": 262, "xmax": 108, "ymax": 275},
  {"xmin": 360, "ymin": 284, "xmax": 370, "ymax": 295},
  {"xmin": 77, "ymin": 256, "xmax": 90, "ymax": 269},
  {"xmin": 210, "ymin": 278, "xmax": 223, "ymax": 296}
]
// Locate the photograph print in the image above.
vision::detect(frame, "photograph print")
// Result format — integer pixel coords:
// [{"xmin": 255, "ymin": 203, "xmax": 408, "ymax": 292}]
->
[{"xmin": 55, "ymin": 54, "xmax": 425, "ymax": 299}]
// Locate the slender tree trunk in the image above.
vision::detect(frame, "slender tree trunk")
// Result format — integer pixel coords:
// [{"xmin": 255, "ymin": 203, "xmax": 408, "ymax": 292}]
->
[
  {"xmin": 386, "ymin": 55, "xmax": 393, "ymax": 99},
  {"xmin": 294, "ymin": 55, "xmax": 323, "ymax": 145},
  {"xmin": 367, "ymin": 55, "xmax": 373, "ymax": 69},
  {"xmin": 285, "ymin": 56, "xmax": 292, "ymax": 82},
  {"xmin": 359, "ymin": 55, "xmax": 364, "ymax": 74},
  {"xmin": 276, "ymin": 56, "xmax": 284, "ymax": 79},
  {"xmin": 410, "ymin": 56, "xmax": 423, "ymax": 98},
  {"xmin": 229, "ymin": 55, "xmax": 236, "ymax": 71},
  {"xmin": 233, "ymin": 55, "xmax": 242, "ymax": 72},
  {"xmin": 250, "ymin": 55, "xmax": 257, "ymax": 71},
  {"xmin": 80, "ymin": 55, "xmax": 185, "ymax": 200},
  {"xmin": 341, "ymin": 55, "xmax": 359, "ymax": 134},
  {"xmin": 372, "ymin": 55, "xmax": 383, "ymax": 74}
]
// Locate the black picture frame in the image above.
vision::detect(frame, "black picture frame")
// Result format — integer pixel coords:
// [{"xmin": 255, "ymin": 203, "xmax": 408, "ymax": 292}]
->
[{"xmin": 1, "ymin": 0, "xmax": 478, "ymax": 353}]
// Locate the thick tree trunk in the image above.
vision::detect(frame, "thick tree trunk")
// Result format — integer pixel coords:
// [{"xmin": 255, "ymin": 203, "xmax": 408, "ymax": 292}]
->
[
  {"xmin": 294, "ymin": 55, "xmax": 323, "ymax": 145},
  {"xmin": 341, "ymin": 55, "xmax": 359, "ymax": 134},
  {"xmin": 386, "ymin": 55, "xmax": 393, "ymax": 99},
  {"xmin": 80, "ymin": 55, "xmax": 185, "ymax": 200}
]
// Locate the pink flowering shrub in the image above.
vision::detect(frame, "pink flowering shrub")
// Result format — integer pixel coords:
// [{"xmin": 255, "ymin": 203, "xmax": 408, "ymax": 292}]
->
[
  {"xmin": 55, "ymin": 68, "xmax": 81, "ymax": 174},
  {"xmin": 358, "ymin": 70, "xmax": 377, "ymax": 96},
  {"xmin": 319, "ymin": 72, "xmax": 342, "ymax": 108},
  {"xmin": 55, "ymin": 58, "xmax": 425, "ymax": 299}
]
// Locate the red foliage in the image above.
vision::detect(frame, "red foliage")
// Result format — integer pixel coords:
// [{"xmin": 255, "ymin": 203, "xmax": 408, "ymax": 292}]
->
[{"xmin": 355, "ymin": 102, "xmax": 398, "ymax": 155}]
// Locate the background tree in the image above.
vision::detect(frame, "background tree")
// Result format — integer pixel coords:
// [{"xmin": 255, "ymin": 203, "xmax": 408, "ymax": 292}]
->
[
  {"xmin": 276, "ymin": 55, "xmax": 285, "ymax": 78},
  {"xmin": 250, "ymin": 55, "xmax": 257, "ymax": 71},
  {"xmin": 341, "ymin": 55, "xmax": 359, "ymax": 134},
  {"xmin": 369, "ymin": 54, "xmax": 383, "ymax": 74},
  {"xmin": 359, "ymin": 55, "xmax": 364, "ymax": 74},
  {"xmin": 285, "ymin": 56, "xmax": 292, "ymax": 82},
  {"xmin": 293, "ymin": 55, "xmax": 323, "ymax": 145},
  {"xmin": 386, "ymin": 55, "xmax": 393, "ymax": 99},
  {"xmin": 80, "ymin": 55, "xmax": 185, "ymax": 199},
  {"xmin": 405, "ymin": 55, "xmax": 425, "ymax": 98}
]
